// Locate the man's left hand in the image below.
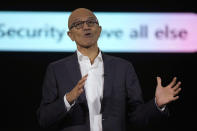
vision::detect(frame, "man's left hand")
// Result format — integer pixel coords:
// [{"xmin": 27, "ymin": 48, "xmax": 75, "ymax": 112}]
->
[{"xmin": 155, "ymin": 77, "xmax": 181, "ymax": 108}]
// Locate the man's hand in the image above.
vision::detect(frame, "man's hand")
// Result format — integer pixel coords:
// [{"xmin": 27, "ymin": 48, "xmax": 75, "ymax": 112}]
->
[
  {"xmin": 66, "ymin": 74, "xmax": 88, "ymax": 104},
  {"xmin": 155, "ymin": 77, "xmax": 181, "ymax": 108}
]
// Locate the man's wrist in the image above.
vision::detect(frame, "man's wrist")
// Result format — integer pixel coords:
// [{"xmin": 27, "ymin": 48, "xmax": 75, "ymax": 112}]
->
[
  {"xmin": 155, "ymin": 97, "xmax": 166, "ymax": 112},
  {"xmin": 66, "ymin": 92, "xmax": 74, "ymax": 105},
  {"xmin": 64, "ymin": 94, "xmax": 75, "ymax": 111}
]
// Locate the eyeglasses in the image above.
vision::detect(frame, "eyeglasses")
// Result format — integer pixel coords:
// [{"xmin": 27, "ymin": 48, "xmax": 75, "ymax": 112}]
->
[{"xmin": 69, "ymin": 19, "xmax": 99, "ymax": 30}]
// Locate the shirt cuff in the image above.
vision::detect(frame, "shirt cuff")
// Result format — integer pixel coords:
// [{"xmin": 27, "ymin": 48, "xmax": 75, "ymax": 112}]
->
[
  {"xmin": 154, "ymin": 97, "xmax": 166, "ymax": 112},
  {"xmin": 64, "ymin": 94, "xmax": 75, "ymax": 111}
]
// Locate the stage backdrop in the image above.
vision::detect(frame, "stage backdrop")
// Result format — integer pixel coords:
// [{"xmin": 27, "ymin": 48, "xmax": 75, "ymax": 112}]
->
[{"xmin": 0, "ymin": 11, "xmax": 197, "ymax": 52}]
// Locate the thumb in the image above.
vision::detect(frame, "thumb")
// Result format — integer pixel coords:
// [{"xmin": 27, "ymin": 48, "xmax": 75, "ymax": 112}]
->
[{"xmin": 156, "ymin": 76, "xmax": 162, "ymax": 87}]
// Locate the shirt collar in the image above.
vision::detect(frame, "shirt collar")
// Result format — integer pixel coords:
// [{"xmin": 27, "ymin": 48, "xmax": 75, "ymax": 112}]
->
[{"xmin": 76, "ymin": 49, "xmax": 103, "ymax": 62}]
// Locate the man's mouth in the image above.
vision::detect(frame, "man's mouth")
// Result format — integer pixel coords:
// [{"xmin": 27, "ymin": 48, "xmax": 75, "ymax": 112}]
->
[{"xmin": 84, "ymin": 32, "xmax": 93, "ymax": 38}]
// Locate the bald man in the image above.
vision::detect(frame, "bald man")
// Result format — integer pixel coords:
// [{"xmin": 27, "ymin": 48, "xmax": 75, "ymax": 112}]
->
[{"xmin": 37, "ymin": 8, "xmax": 181, "ymax": 131}]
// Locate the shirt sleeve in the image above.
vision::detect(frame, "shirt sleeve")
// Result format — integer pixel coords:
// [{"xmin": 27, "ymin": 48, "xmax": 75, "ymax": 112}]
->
[{"xmin": 64, "ymin": 94, "xmax": 75, "ymax": 111}]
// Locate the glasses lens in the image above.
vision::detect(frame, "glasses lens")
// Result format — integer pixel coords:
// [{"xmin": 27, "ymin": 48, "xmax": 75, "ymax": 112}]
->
[
  {"xmin": 75, "ymin": 21, "xmax": 84, "ymax": 29},
  {"xmin": 86, "ymin": 20, "xmax": 96, "ymax": 27}
]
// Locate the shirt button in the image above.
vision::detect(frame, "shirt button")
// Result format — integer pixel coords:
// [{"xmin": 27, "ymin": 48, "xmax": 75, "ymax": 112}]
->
[{"xmin": 102, "ymin": 118, "xmax": 105, "ymax": 121}]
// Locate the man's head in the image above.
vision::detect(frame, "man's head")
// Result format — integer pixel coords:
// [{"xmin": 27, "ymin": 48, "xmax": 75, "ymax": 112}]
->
[{"xmin": 67, "ymin": 8, "xmax": 101, "ymax": 49}]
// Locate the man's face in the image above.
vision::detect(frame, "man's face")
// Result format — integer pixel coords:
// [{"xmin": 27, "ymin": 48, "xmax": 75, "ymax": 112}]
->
[{"xmin": 67, "ymin": 10, "xmax": 101, "ymax": 49}]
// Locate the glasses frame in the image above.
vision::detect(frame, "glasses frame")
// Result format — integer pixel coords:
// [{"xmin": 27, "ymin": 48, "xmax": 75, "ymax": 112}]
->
[{"xmin": 69, "ymin": 19, "xmax": 99, "ymax": 30}]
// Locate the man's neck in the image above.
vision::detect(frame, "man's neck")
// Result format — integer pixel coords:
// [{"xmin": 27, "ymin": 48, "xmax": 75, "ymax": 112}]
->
[{"xmin": 77, "ymin": 45, "xmax": 99, "ymax": 64}]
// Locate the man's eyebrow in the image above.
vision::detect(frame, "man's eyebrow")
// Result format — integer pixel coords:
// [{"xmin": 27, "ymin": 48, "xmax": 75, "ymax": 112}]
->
[
  {"xmin": 71, "ymin": 16, "xmax": 97, "ymax": 25},
  {"xmin": 72, "ymin": 18, "xmax": 81, "ymax": 23},
  {"xmin": 87, "ymin": 17, "xmax": 96, "ymax": 20},
  {"xmin": 73, "ymin": 16, "xmax": 96, "ymax": 21}
]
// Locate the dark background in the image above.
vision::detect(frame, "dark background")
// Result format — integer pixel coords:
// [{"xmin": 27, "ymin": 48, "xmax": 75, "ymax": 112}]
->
[{"xmin": 0, "ymin": 0, "xmax": 196, "ymax": 131}]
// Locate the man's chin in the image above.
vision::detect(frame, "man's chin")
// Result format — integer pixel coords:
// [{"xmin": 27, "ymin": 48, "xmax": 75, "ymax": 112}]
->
[
  {"xmin": 78, "ymin": 42, "xmax": 96, "ymax": 49},
  {"xmin": 82, "ymin": 45, "xmax": 92, "ymax": 49}
]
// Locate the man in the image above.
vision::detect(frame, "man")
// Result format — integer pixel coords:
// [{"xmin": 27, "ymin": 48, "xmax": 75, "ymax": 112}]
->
[{"xmin": 37, "ymin": 8, "xmax": 181, "ymax": 131}]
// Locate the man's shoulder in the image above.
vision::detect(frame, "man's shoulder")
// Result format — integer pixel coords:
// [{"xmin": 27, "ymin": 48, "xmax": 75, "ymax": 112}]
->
[
  {"xmin": 48, "ymin": 53, "xmax": 76, "ymax": 67},
  {"xmin": 103, "ymin": 53, "xmax": 132, "ymax": 66}
]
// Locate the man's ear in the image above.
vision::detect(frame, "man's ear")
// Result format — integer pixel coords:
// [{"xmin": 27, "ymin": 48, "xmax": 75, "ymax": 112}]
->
[
  {"xmin": 67, "ymin": 31, "xmax": 75, "ymax": 41},
  {"xmin": 98, "ymin": 26, "xmax": 102, "ymax": 36}
]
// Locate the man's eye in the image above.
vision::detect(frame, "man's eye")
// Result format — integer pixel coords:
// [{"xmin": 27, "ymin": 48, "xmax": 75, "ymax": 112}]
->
[
  {"xmin": 75, "ymin": 22, "xmax": 83, "ymax": 26},
  {"xmin": 87, "ymin": 21, "xmax": 95, "ymax": 24}
]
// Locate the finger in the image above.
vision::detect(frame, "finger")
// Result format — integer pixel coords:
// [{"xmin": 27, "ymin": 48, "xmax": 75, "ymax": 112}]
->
[
  {"xmin": 78, "ymin": 74, "xmax": 88, "ymax": 85},
  {"xmin": 172, "ymin": 96, "xmax": 179, "ymax": 101},
  {"xmin": 173, "ymin": 81, "xmax": 181, "ymax": 91},
  {"xmin": 174, "ymin": 88, "xmax": 181, "ymax": 96},
  {"xmin": 156, "ymin": 76, "xmax": 162, "ymax": 87},
  {"xmin": 78, "ymin": 78, "xmax": 86, "ymax": 86},
  {"xmin": 78, "ymin": 81, "xmax": 86, "ymax": 89},
  {"xmin": 83, "ymin": 74, "xmax": 88, "ymax": 78},
  {"xmin": 78, "ymin": 88, "xmax": 84, "ymax": 94},
  {"xmin": 169, "ymin": 77, "xmax": 177, "ymax": 87}
]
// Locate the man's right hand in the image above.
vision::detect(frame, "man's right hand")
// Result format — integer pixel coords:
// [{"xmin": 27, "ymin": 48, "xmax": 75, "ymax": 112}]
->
[{"xmin": 66, "ymin": 74, "xmax": 88, "ymax": 104}]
